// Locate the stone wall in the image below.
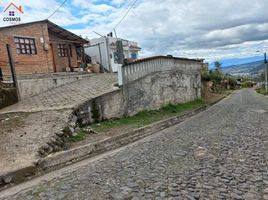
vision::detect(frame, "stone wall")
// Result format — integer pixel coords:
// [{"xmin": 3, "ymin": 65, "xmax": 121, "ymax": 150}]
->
[{"xmin": 75, "ymin": 56, "xmax": 202, "ymax": 124}]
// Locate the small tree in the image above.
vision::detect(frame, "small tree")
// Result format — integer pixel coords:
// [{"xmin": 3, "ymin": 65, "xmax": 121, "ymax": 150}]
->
[
  {"xmin": 227, "ymin": 77, "xmax": 237, "ymax": 90},
  {"xmin": 207, "ymin": 61, "xmax": 224, "ymax": 92},
  {"xmin": 214, "ymin": 61, "xmax": 222, "ymax": 75}
]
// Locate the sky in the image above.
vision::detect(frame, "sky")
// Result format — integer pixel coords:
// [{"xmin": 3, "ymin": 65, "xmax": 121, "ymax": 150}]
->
[{"xmin": 0, "ymin": 0, "xmax": 268, "ymax": 66}]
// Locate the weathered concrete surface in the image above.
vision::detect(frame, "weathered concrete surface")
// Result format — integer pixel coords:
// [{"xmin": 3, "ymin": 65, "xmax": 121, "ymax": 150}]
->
[
  {"xmin": 121, "ymin": 57, "xmax": 202, "ymax": 116},
  {"xmin": 0, "ymin": 110, "xmax": 71, "ymax": 180},
  {"xmin": 123, "ymin": 70, "xmax": 201, "ymax": 116},
  {"xmin": 15, "ymin": 73, "xmax": 93, "ymax": 99},
  {"xmin": 1, "ymin": 89, "xmax": 268, "ymax": 199},
  {"xmin": 76, "ymin": 67, "xmax": 201, "ymax": 125},
  {"xmin": 0, "ymin": 66, "xmax": 201, "ymax": 187},
  {"xmin": 0, "ymin": 74, "xmax": 118, "ymax": 114},
  {"xmin": 0, "ymin": 74, "xmax": 118, "ymax": 185}
]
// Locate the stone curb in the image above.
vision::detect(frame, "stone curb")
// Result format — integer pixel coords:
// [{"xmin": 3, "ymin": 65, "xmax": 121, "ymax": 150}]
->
[{"xmin": 0, "ymin": 94, "xmax": 228, "ymax": 190}]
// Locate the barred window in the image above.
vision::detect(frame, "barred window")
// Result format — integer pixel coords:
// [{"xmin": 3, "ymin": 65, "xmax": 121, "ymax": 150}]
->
[
  {"xmin": 57, "ymin": 44, "xmax": 67, "ymax": 57},
  {"xmin": 14, "ymin": 37, "xmax": 37, "ymax": 55}
]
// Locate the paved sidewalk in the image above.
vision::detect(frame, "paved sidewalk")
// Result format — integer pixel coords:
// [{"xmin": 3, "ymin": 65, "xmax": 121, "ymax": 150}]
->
[
  {"xmin": 0, "ymin": 74, "xmax": 117, "ymax": 114},
  {"xmin": 0, "ymin": 74, "xmax": 118, "ymax": 181}
]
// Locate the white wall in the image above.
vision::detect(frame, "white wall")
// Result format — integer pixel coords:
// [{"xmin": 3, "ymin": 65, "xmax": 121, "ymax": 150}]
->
[
  {"xmin": 85, "ymin": 36, "xmax": 141, "ymax": 73},
  {"xmin": 85, "ymin": 37, "xmax": 110, "ymax": 72}
]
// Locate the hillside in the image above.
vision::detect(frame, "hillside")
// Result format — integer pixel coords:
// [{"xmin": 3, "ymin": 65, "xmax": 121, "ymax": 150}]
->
[{"xmin": 222, "ymin": 60, "xmax": 264, "ymax": 77}]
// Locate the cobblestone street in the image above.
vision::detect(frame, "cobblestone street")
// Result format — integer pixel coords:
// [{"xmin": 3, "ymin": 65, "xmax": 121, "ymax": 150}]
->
[{"xmin": 1, "ymin": 89, "xmax": 268, "ymax": 199}]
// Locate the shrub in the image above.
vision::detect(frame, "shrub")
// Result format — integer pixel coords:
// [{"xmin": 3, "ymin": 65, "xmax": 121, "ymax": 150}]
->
[{"xmin": 242, "ymin": 81, "xmax": 254, "ymax": 88}]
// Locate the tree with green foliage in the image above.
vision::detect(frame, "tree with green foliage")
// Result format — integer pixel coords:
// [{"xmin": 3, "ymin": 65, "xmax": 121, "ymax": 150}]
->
[
  {"xmin": 207, "ymin": 61, "xmax": 223, "ymax": 92},
  {"xmin": 214, "ymin": 61, "xmax": 222, "ymax": 74},
  {"xmin": 227, "ymin": 76, "xmax": 237, "ymax": 90}
]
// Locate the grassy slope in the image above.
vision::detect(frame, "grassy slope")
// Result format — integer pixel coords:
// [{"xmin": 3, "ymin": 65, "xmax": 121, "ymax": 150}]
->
[{"xmin": 90, "ymin": 99, "xmax": 206, "ymax": 133}]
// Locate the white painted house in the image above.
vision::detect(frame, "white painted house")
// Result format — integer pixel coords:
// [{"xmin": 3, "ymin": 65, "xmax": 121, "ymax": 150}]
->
[{"xmin": 85, "ymin": 36, "xmax": 141, "ymax": 72}]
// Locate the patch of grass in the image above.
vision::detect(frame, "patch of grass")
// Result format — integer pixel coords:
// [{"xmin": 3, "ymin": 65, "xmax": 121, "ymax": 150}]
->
[
  {"xmin": 90, "ymin": 99, "xmax": 206, "ymax": 133},
  {"xmin": 256, "ymin": 87, "xmax": 268, "ymax": 95},
  {"xmin": 67, "ymin": 130, "xmax": 87, "ymax": 142}
]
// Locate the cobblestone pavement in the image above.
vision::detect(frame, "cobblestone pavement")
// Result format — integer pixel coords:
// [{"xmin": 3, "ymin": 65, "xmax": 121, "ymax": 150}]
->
[
  {"xmin": 1, "ymin": 89, "xmax": 268, "ymax": 200},
  {"xmin": 0, "ymin": 74, "xmax": 118, "ymax": 113}
]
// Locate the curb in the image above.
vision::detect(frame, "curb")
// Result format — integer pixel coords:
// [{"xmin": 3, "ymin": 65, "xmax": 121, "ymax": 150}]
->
[{"xmin": 0, "ymin": 94, "xmax": 229, "ymax": 190}]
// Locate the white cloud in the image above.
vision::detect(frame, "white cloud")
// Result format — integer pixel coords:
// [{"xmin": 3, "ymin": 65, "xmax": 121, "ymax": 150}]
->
[{"xmin": 1, "ymin": 0, "xmax": 268, "ymax": 62}]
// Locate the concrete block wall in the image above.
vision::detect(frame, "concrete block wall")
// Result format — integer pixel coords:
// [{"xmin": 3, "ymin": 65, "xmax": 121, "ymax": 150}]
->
[{"xmin": 15, "ymin": 73, "xmax": 92, "ymax": 99}]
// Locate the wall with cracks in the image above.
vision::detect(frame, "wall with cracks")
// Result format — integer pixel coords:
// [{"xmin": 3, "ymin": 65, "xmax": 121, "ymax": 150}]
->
[
  {"xmin": 74, "ymin": 57, "xmax": 202, "ymax": 126},
  {"xmin": 37, "ymin": 57, "xmax": 202, "ymax": 157},
  {"xmin": 0, "ymin": 57, "xmax": 203, "ymax": 187}
]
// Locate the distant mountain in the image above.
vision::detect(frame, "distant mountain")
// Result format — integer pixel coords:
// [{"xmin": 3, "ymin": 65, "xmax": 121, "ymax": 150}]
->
[{"xmin": 221, "ymin": 60, "xmax": 265, "ymax": 77}]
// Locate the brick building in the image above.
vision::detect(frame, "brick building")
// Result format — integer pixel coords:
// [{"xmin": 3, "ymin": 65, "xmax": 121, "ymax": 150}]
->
[{"xmin": 0, "ymin": 20, "xmax": 88, "ymax": 76}]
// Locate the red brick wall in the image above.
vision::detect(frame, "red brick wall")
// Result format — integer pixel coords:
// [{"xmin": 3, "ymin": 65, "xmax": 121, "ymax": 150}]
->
[
  {"xmin": 0, "ymin": 22, "xmax": 54, "ymax": 75},
  {"xmin": 49, "ymin": 32, "xmax": 78, "ymax": 72}
]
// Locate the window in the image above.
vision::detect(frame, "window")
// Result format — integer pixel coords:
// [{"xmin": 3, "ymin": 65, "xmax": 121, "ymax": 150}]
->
[
  {"xmin": 131, "ymin": 52, "xmax": 137, "ymax": 59},
  {"xmin": 69, "ymin": 45, "xmax": 72, "ymax": 57},
  {"xmin": 76, "ymin": 46, "xmax": 83, "ymax": 58},
  {"xmin": 57, "ymin": 44, "xmax": 67, "ymax": 57},
  {"xmin": 14, "ymin": 37, "xmax": 37, "ymax": 55},
  {"xmin": 113, "ymin": 52, "xmax": 119, "ymax": 63}
]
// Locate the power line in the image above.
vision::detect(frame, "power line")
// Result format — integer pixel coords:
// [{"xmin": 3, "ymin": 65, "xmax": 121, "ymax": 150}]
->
[
  {"xmin": 47, "ymin": 0, "xmax": 68, "ymax": 19},
  {"xmin": 112, "ymin": 0, "xmax": 138, "ymax": 31}
]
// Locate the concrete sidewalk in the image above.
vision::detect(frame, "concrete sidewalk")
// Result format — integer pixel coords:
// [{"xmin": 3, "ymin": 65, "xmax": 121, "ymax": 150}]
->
[
  {"xmin": 0, "ymin": 74, "xmax": 118, "ymax": 186},
  {"xmin": 0, "ymin": 74, "xmax": 117, "ymax": 114}
]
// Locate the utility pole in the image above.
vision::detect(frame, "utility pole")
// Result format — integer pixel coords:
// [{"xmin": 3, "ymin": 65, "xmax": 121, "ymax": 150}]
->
[
  {"xmin": 116, "ymin": 40, "xmax": 124, "ymax": 65},
  {"xmin": 6, "ymin": 44, "xmax": 21, "ymax": 101},
  {"xmin": 265, "ymin": 52, "xmax": 268, "ymax": 92},
  {"xmin": 98, "ymin": 43, "xmax": 102, "ymax": 66},
  {"xmin": 105, "ymin": 36, "xmax": 113, "ymax": 73}
]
